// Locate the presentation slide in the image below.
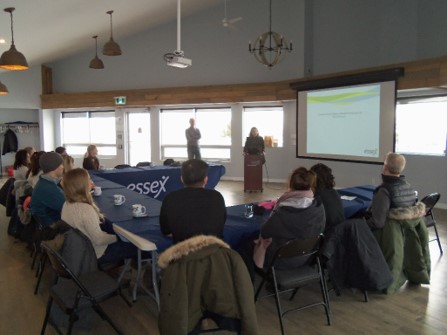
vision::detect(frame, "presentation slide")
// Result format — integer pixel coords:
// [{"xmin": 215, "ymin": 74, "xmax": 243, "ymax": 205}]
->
[
  {"xmin": 307, "ymin": 84, "xmax": 380, "ymax": 157},
  {"xmin": 296, "ymin": 80, "xmax": 396, "ymax": 164}
]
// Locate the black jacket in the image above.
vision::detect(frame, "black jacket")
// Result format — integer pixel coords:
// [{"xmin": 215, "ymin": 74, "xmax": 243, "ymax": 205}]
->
[
  {"xmin": 321, "ymin": 218, "xmax": 393, "ymax": 293},
  {"xmin": 2, "ymin": 129, "xmax": 18, "ymax": 155}
]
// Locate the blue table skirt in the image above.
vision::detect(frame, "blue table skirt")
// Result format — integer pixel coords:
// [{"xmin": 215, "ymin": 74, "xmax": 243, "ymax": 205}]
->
[{"xmin": 90, "ymin": 164, "xmax": 226, "ymax": 201}]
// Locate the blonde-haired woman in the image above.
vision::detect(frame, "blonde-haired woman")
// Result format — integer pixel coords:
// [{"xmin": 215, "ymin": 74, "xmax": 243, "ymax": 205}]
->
[
  {"xmin": 61, "ymin": 168, "xmax": 138, "ymax": 265},
  {"xmin": 82, "ymin": 144, "xmax": 100, "ymax": 170}
]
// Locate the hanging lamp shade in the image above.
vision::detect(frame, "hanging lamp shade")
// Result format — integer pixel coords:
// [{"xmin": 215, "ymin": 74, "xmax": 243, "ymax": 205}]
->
[
  {"xmin": 0, "ymin": 80, "xmax": 9, "ymax": 94},
  {"xmin": 0, "ymin": 7, "xmax": 28, "ymax": 70},
  {"xmin": 102, "ymin": 10, "xmax": 122, "ymax": 56},
  {"xmin": 89, "ymin": 36, "xmax": 104, "ymax": 69}
]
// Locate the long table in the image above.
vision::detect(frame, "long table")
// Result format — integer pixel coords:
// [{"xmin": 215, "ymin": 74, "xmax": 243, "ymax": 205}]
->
[
  {"xmin": 93, "ymin": 178, "xmax": 374, "ymax": 307},
  {"xmin": 90, "ymin": 164, "xmax": 226, "ymax": 201}
]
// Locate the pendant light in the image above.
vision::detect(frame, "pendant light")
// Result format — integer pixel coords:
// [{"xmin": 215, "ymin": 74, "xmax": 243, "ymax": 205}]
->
[
  {"xmin": 0, "ymin": 81, "xmax": 9, "ymax": 94},
  {"xmin": 89, "ymin": 36, "xmax": 104, "ymax": 69},
  {"xmin": 0, "ymin": 7, "xmax": 28, "ymax": 70},
  {"xmin": 248, "ymin": 0, "xmax": 292, "ymax": 68},
  {"xmin": 102, "ymin": 10, "xmax": 122, "ymax": 56}
]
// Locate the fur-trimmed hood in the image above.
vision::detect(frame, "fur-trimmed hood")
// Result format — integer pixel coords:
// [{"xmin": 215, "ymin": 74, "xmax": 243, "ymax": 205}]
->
[
  {"xmin": 388, "ymin": 201, "xmax": 426, "ymax": 220},
  {"xmin": 157, "ymin": 235, "xmax": 230, "ymax": 269}
]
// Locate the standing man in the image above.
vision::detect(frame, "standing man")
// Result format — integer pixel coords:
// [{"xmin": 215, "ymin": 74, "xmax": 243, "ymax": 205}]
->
[
  {"xmin": 159, "ymin": 159, "xmax": 226, "ymax": 244},
  {"xmin": 185, "ymin": 118, "xmax": 201, "ymax": 160}
]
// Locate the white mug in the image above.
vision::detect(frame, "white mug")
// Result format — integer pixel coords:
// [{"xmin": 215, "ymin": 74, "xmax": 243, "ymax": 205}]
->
[
  {"xmin": 132, "ymin": 204, "xmax": 147, "ymax": 217},
  {"xmin": 114, "ymin": 194, "xmax": 126, "ymax": 205},
  {"xmin": 93, "ymin": 186, "xmax": 102, "ymax": 196}
]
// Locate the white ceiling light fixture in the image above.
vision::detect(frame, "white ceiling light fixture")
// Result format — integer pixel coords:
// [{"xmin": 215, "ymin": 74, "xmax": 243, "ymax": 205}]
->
[
  {"xmin": 163, "ymin": 0, "xmax": 191, "ymax": 68},
  {"xmin": 248, "ymin": 0, "xmax": 292, "ymax": 68}
]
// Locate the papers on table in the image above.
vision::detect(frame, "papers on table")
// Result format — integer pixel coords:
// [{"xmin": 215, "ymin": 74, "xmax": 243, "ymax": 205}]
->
[{"xmin": 340, "ymin": 195, "xmax": 357, "ymax": 201}]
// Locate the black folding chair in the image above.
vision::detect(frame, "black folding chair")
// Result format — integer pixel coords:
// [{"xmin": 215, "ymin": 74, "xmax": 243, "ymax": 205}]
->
[
  {"xmin": 40, "ymin": 241, "xmax": 129, "ymax": 335},
  {"xmin": 114, "ymin": 164, "xmax": 131, "ymax": 169},
  {"xmin": 135, "ymin": 161, "xmax": 152, "ymax": 167},
  {"xmin": 255, "ymin": 235, "xmax": 331, "ymax": 335},
  {"xmin": 420, "ymin": 193, "xmax": 443, "ymax": 254}
]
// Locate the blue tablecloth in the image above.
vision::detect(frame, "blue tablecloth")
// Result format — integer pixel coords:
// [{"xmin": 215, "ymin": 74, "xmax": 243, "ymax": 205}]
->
[
  {"xmin": 90, "ymin": 164, "xmax": 226, "ymax": 200},
  {"xmin": 93, "ymin": 188, "xmax": 162, "ymax": 222},
  {"xmin": 90, "ymin": 175, "xmax": 126, "ymax": 190},
  {"xmin": 114, "ymin": 212, "xmax": 261, "ymax": 254},
  {"xmin": 105, "ymin": 184, "xmax": 374, "ymax": 254}
]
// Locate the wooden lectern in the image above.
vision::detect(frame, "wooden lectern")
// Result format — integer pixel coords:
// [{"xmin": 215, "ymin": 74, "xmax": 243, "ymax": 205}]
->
[{"xmin": 244, "ymin": 154, "xmax": 263, "ymax": 192}]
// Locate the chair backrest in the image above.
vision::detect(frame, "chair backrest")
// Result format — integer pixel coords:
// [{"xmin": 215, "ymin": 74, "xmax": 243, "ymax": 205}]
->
[
  {"xmin": 274, "ymin": 235, "xmax": 322, "ymax": 260},
  {"xmin": 271, "ymin": 235, "xmax": 322, "ymax": 269},
  {"xmin": 41, "ymin": 241, "xmax": 95, "ymax": 299},
  {"xmin": 41, "ymin": 241, "xmax": 72, "ymax": 280},
  {"xmin": 136, "ymin": 161, "xmax": 151, "ymax": 167},
  {"xmin": 114, "ymin": 164, "xmax": 131, "ymax": 169},
  {"xmin": 420, "ymin": 193, "xmax": 441, "ymax": 215}
]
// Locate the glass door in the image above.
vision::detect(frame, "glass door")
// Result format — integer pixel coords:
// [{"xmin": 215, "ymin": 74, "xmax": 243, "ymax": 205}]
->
[{"xmin": 127, "ymin": 111, "xmax": 151, "ymax": 166}]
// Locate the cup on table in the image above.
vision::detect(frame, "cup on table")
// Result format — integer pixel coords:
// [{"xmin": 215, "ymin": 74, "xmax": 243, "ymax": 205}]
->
[
  {"xmin": 132, "ymin": 204, "xmax": 147, "ymax": 217},
  {"xmin": 93, "ymin": 186, "xmax": 102, "ymax": 196},
  {"xmin": 113, "ymin": 194, "xmax": 126, "ymax": 206},
  {"xmin": 244, "ymin": 203, "xmax": 254, "ymax": 218}
]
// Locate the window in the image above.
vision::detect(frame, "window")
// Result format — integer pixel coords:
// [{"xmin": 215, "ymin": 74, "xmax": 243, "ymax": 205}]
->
[
  {"xmin": 160, "ymin": 107, "xmax": 231, "ymax": 161},
  {"xmin": 243, "ymin": 106, "xmax": 283, "ymax": 147},
  {"xmin": 61, "ymin": 111, "xmax": 117, "ymax": 156},
  {"xmin": 396, "ymin": 97, "xmax": 447, "ymax": 155}
]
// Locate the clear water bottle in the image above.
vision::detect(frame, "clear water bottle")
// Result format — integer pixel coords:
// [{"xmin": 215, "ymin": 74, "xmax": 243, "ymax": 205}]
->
[{"xmin": 244, "ymin": 203, "xmax": 254, "ymax": 218}]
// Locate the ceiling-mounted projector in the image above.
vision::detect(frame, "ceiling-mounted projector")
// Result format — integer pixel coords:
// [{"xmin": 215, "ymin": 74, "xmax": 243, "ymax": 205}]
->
[
  {"xmin": 163, "ymin": 52, "xmax": 192, "ymax": 68},
  {"xmin": 167, "ymin": 55, "xmax": 192, "ymax": 68}
]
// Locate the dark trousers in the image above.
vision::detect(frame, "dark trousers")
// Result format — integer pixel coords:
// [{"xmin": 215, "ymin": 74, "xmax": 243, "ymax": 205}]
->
[{"xmin": 187, "ymin": 145, "xmax": 201, "ymax": 160}]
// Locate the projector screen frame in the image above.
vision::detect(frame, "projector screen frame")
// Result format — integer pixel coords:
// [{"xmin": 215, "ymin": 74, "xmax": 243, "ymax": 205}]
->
[{"xmin": 291, "ymin": 68, "xmax": 404, "ymax": 165}]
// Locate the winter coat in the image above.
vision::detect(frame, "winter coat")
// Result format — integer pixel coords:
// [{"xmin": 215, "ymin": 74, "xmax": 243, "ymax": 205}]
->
[
  {"xmin": 157, "ymin": 235, "xmax": 259, "ymax": 335},
  {"xmin": 2, "ymin": 128, "xmax": 18, "ymax": 155},
  {"xmin": 373, "ymin": 202, "xmax": 430, "ymax": 294},
  {"xmin": 321, "ymin": 218, "xmax": 393, "ymax": 293}
]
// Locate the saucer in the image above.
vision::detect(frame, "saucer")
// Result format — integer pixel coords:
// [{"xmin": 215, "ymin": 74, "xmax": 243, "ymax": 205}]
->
[
  {"xmin": 133, "ymin": 214, "xmax": 148, "ymax": 218},
  {"xmin": 114, "ymin": 202, "xmax": 125, "ymax": 206}
]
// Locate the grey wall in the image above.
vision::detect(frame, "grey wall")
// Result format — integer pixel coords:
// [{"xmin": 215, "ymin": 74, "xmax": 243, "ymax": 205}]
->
[{"xmin": 0, "ymin": 0, "xmax": 446, "ymax": 205}]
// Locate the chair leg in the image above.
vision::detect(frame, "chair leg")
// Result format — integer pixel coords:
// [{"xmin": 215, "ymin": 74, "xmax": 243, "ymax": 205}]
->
[
  {"xmin": 363, "ymin": 290, "xmax": 369, "ymax": 303},
  {"xmin": 254, "ymin": 277, "xmax": 266, "ymax": 301},
  {"xmin": 432, "ymin": 224, "xmax": 443, "ymax": 254},
  {"xmin": 40, "ymin": 296, "xmax": 53, "ymax": 335},
  {"xmin": 91, "ymin": 303, "xmax": 124, "ymax": 335},
  {"xmin": 271, "ymin": 269, "xmax": 285, "ymax": 335},
  {"xmin": 34, "ymin": 254, "xmax": 47, "ymax": 295}
]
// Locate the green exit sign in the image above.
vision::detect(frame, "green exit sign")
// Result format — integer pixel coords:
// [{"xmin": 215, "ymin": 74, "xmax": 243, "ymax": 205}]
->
[{"xmin": 114, "ymin": 96, "xmax": 126, "ymax": 105}]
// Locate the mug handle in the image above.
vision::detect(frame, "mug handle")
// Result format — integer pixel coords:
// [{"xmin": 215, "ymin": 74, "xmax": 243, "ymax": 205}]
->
[
  {"xmin": 141, "ymin": 206, "xmax": 146, "ymax": 215},
  {"xmin": 122, "ymin": 195, "xmax": 126, "ymax": 203}
]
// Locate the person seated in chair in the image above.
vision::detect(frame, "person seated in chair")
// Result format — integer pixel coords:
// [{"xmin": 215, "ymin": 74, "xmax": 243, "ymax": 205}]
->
[
  {"xmin": 254, "ymin": 167, "xmax": 326, "ymax": 272},
  {"xmin": 61, "ymin": 168, "xmax": 139, "ymax": 266},
  {"xmin": 365, "ymin": 152, "xmax": 430, "ymax": 293},
  {"xmin": 30, "ymin": 152, "xmax": 65, "ymax": 227},
  {"xmin": 311, "ymin": 163, "xmax": 345, "ymax": 235},
  {"xmin": 159, "ymin": 159, "xmax": 226, "ymax": 244}
]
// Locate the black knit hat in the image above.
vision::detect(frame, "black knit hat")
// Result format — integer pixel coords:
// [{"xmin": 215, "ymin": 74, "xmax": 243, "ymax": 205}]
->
[{"xmin": 39, "ymin": 152, "xmax": 63, "ymax": 173}]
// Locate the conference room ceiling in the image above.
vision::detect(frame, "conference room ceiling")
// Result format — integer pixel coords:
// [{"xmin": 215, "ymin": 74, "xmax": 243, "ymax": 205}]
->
[{"xmin": 0, "ymin": 0, "xmax": 221, "ymax": 68}]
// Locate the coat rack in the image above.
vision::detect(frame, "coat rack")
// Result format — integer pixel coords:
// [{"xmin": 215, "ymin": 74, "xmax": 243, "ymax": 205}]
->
[{"xmin": 0, "ymin": 121, "xmax": 39, "ymax": 177}]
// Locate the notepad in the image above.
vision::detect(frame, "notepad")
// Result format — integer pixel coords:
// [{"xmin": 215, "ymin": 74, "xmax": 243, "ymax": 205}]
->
[{"xmin": 340, "ymin": 195, "xmax": 357, "ymax": 201}]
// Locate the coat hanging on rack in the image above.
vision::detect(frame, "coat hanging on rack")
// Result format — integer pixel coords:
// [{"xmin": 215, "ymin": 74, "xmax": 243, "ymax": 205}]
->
[{"xmin": 2, "ymin": 129, "xmax": 18, "ymax": 155}]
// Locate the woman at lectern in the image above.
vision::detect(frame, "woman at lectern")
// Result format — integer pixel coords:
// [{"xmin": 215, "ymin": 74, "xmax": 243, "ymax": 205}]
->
[{"xmin": 243, "ymin": 127, "xmax": 265, "ymax": 156}]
